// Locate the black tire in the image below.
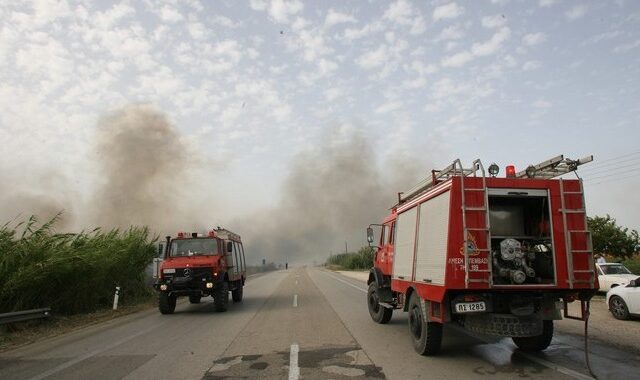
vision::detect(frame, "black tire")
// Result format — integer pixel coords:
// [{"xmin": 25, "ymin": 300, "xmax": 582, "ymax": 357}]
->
[
  {"xmin": 609, "ymin": 296, "xmax": 630, "ymax": 320},
  {"xmin": 408, "ymin": 293, "xmax": 442, "ymax": 355},
  {"xmin": 232, "ymin": 286, "xmax": 243, "ymax": 303},
  {"xmin": 512, "ymin": 320, "xmax": 554, "ymax": 352},
  {"xmin": 159, "ymin": 293, "xmax": 176, "ymax": 314},
  {"xmin": 189, "ymin": 294, "xmax": 201, "ymax": 304},
  {"xmin": 214, "ymin": 282, "xmax": 229, "ymax": 312},
  {"xmin": 367, "ymin": 283, "xmax": 392, "ymax": 324}
]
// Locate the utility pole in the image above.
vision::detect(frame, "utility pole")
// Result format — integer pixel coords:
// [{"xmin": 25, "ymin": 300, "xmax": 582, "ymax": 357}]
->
[{"xmin": 345, "ymin": 241, "xmax": 348, "ymax": 254}]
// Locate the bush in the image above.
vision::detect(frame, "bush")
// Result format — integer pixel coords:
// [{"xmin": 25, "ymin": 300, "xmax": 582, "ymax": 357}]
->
[
  {"xmin": 327, "ymin": 246, "xmax": 375, "ymax": 270},
  {"xmin": 0, "ymin": 214, "xmax": 156, "ymax": 315},
  {"xmin": 622, "ymin": 256, "xmax": 640, "ymax": 275}
]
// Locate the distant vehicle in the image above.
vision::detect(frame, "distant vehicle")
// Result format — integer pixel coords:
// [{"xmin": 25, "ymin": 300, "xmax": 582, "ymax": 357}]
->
[
  {"xmin": 366, "ymin": 155, "xmax": 598, "ymax": 355},
  {"xmin": 596, "ymin": 263, "xmax": 637, "ymax": 292},
  {"xmin": 606, "ymin": 277, "xmax": 640, "ymax": 320},
  {"xmin": 153, "ymin": 228, "xmax": 246, "ymax": 314}
]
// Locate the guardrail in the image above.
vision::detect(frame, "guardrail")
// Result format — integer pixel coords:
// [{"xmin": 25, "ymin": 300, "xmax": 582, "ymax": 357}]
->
[{"xmin": 0, "ymin": 308, "xmax": 51, "ymax": 325}]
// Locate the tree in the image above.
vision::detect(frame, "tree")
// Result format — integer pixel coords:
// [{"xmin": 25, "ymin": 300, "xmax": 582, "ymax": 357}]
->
[{"xmin": 587, "ymin": 215, "xmax": 639, "ymax": 259}]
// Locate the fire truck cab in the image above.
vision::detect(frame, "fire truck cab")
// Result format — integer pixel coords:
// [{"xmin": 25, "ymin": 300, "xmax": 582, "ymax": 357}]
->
[
  {"xmin": 154, "ymin": 228, "xmax": 246, "ymax": 314},
  {"xmin": 367, "ymin": 155, "xmax": 597, "ymax": 355}
]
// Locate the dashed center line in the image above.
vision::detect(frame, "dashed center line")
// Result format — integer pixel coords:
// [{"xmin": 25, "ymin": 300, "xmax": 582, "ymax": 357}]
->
[
  {"xmin": 289, "ymin": 343, "xmax": 300, "ymax": 380},
  {"xmin": 293, "ymin": 294, "xmax": 298, "ymax": 307}
]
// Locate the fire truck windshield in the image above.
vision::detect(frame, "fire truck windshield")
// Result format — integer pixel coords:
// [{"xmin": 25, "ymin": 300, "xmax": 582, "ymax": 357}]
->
[{"xmin": 170, "ymin": 239, "xmax": 219, "ymax": 257}]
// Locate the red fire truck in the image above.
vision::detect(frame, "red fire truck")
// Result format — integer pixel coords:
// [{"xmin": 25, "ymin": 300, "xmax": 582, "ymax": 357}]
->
[
  {"xmin": 154, "ymin": 228, "xmax": 246, "ymax": 314},
  {"xmin": 366, "ymin": 155, "xmax": 597, "ymax": 355}
]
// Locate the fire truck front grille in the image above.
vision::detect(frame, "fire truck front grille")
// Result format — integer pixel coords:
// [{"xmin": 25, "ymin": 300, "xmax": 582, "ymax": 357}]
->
[{"xmin": 462, "ymin": 313, "xmax": 543, "ymax": 337}]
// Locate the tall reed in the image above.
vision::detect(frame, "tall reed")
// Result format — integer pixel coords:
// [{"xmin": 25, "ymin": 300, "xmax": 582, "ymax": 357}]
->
[{"xmin": 0, "ymin": 214, "xmax": 156, "ymax": 315}]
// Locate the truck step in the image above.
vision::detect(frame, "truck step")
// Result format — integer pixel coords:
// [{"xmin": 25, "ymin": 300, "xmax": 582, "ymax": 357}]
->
[
  {"xmin": 463, "ymin": 207, "xmax": 487, "ymax": 211},
  {"xmin": 378, "ymin": 302, "xmax": 396, "ymax": 309},
  {"xmin": 561, "ymin": 209, "xmax": 586, "ymax": 213}
]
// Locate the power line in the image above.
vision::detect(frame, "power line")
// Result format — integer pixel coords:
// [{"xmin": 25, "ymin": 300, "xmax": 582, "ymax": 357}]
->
[
  {"xmin": 580, "ymin": 162, "xmax": 640, "ymax": 180},
  {"xmin": 578, "ymin": 156, "xmax": 640, "ymax": 174}
]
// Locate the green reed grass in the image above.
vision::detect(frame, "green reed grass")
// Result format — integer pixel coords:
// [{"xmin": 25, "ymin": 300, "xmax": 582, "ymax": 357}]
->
[{"xmin": 0, "ymin": 214, "xmax": 157, "ymax": 315}]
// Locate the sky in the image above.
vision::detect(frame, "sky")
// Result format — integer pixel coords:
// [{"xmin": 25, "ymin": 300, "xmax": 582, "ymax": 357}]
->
[{"xmin": 1, "ymin": 0, "xmax": 639, "ymax": 264}]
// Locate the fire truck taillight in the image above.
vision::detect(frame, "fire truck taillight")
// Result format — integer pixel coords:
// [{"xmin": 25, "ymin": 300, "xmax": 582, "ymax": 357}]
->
[
  {"xmin": 177, "ymin": 232, "xmax": 185, "ymax": 238},
  {"xmin": 506, "ymin": 165, "xmax": 516, "ymax": 178},
  {"xmin": 208, "ymin": 230, "xmax": 216, "ymax": 237}
]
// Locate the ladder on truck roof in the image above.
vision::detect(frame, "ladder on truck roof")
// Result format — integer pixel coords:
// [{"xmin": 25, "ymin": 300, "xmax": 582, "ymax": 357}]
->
[{"xmin": 398, "ymin": 158, "xmax": 494, "ymax": 288}]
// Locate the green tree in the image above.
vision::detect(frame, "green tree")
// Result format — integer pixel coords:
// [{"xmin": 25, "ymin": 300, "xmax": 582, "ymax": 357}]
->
[{"xmin": 587, "ymin": 215, "xmax": 639, "ymax": 259}]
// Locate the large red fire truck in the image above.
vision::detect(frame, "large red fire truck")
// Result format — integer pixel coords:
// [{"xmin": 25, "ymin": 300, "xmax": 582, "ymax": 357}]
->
[
  {"xmin": 154, "ymin": 228, "xmax": 246, "ymax": 314},
  {"xmin": 366, "ymin": 155, "xmax": 597, "ymax": 355}
]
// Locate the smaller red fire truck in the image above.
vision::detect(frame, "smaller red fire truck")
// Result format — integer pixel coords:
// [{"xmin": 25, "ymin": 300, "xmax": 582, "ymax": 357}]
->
[
  {"xmin": 154, "ymin": 228, "xmax": 246, "ymax": 314},
  {"xmin": 367, "ymin": 155, "xmax": 597, "ymax": 355}
]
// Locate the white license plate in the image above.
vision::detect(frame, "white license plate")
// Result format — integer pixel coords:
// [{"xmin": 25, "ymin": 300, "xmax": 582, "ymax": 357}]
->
[{"xmin": 455, "ymin": 301, "xmax": 486, "ymax": 313}]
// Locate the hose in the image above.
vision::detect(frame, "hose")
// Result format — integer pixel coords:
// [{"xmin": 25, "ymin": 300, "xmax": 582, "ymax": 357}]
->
[{"xmin": 583, "ymin": 301, "xmax": 598, "ymax": 379}]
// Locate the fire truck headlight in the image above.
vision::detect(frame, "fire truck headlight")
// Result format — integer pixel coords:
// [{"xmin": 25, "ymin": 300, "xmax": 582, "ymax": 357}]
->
[
  {"xmin": 206, "ymin": 282, "xmax": 213, "ymax": 289},
  {"xmin": 160, "ymin": 284, "xmax": 168, "ymax": 291},
  {"xmin": 488, "ymin": 163, "xmax": 499, "ymax": 177},
  {"xmin": 525, "ymin": 165, "xmax": 536, "ymax": 178}
]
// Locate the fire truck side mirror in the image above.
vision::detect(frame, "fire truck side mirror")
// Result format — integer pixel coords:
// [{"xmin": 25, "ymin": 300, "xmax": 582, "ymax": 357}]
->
[
  {"xmin": 227, "ymin": 241, "xmax": 233, "ymax": 253},
  {"xmin": 366, "ymin": 227, "xmax": 374, "ymax": 245},
  {"xmin": 157, "ymin": 243, "xmax": 164, "ymax": 257}
]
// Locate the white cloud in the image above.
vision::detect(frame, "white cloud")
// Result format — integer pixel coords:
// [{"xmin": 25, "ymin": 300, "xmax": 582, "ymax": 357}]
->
[
  {"xmin": 325, "ymin": 9, "xmax": 356, "ymax": 28},
  {"xmin": 471, "ymin": 26, "xmax": 511, "ymax": 56},
  {"xmin": 437, "ymin": 24, "xmax": 465, "ymax": 41},
  {"xmin": 159, "ymin": 6, "xmax": 184, "ymax": 23},
  {"xmin": 539, "ymin": 0, "xmax": 556, "ymax": 7},
  {"xmin": 482, "ymin": 15, "xmax": 506, "ymax": 29},
  {"xmin": 523, "ymin": 32, "xmax": 546, "ymax": 46},
  {"xmin": 441, "ymin": 51, "xmax": 473, "ymax": 67},
  {"xmin": 268, "ymin": 0, "xmax": 304, "ymax": 24},
  {"xmin": 356, "ymin": 45, "xmax": 388, "ymax": 70},
  {"xmin": 533, "ymin": 99, "xmax": 552, "ymax": 108},
  {"xmin": 566, "ymin": 5, "xmax": 587, "ymax": 21},
  {"xmin": 433, "ymin": 2, "xmax": 464, "ymax": 21},
  {"xmin": 383, "ymin": 0, "xmax": 426, "ymax": 35},
  {"xmin": 343, "ymin": 22, "xmax": 384, "ymax": 41},
  {"xmin": 375, "ymin": 100, "xmax": 403, "ymax": 114},
  {"xmin": 614, "ymin": 39, "xmax": 640, "ymax": 53},
  {"xmin": 324, "ymin": 87, "xmax": 345, "ymax": 102},
  {"xmin": 522, "ymin": 60, "xmax": 541, "ymax": 71}
]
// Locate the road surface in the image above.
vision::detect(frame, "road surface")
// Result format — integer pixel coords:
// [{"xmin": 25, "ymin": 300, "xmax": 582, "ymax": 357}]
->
[{"xmin": 0, "ymin": 268, "xmax": 638, "ymax": 379}]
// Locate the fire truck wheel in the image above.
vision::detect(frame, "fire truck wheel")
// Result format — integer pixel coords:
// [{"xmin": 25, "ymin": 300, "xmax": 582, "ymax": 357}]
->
[
  {"xmin": 214, "ymin": 282, "xmax": 229, "ymax": 312},
  {"xmin": 408, "ymin": 293, "xmax": 442, "ymax": 355},
  {"xmin": 189, "ymin": 295, "xmax": 201, "ymax": 304},
  {"xmin": 159, "ymin": 293, "xmax": 176, "ymax": 314},
  {"xmin": 367, "ymin": 283, "xmax": 392, "ymax": 324},
  {"xmin": 512, "ymin": 320, "xmax": 553, "ymax": 352},
  {"xmin": 232, "ymin": 286, "xmax": 243, "ymax": 303}
]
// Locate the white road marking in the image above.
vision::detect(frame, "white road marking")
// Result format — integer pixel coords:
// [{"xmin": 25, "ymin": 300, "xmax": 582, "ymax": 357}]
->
[
  {"xmin": 293, "ymin": 294, "xmax": 298, "ymax": 307},
  {"xmin": 28, "ymin": 322, "xmax": 163, "ymax": 380},
  {"xmin": 289, "ymin": 343, "xmax": 300, "ymax": 380},
  {"xmin": 322, "ymin": 271, "xmax": 367, "ymax": 293},
  {"xmin": 321, "ymin": 269, "xmax": 594, "ymax": 380}
]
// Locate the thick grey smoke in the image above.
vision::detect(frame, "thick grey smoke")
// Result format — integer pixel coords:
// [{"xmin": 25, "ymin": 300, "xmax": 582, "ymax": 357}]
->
[
  {"xmin": 91, "ymin": 104, "xmax": 202, "ymax": 233},
  {"xmin": 240, "ymin": 127, "xmax": 428, "ymax": 265}
]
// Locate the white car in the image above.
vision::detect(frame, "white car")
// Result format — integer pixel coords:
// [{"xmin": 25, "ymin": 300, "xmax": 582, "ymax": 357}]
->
[
  {"xmin": 606, "ymin": 277, "xmax": 640, "ymax": 320},
  {"xmin": 596, "ymin": 262, "xmax": 637, "ymax": 292}
]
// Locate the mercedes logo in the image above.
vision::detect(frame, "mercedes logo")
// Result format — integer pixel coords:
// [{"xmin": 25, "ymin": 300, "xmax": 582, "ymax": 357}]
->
[{"xmin": 183, "ymin": 268, "xmax": 192, "ymax": 277}]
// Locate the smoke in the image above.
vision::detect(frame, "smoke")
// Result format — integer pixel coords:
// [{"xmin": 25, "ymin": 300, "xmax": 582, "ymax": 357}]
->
[
  {"xmin": 90, "ymin": 104, "xmax": 203, "ymax": 233},
  {"xmin": 0, "ymin": 171, "xmax": 76, "ymax": 230},
  {"xmin": 240, "ymin": 126, "xmax": 428, "ymax": 265}
]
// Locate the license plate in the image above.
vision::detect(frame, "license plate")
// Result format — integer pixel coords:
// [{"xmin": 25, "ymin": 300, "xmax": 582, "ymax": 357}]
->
[{"xmin": 455, "ymin": 301, "xmax": 486, "ymax": 313}]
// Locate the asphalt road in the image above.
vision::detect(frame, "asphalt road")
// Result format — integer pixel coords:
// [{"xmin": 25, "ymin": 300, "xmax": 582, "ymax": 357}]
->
[{"xmin": 0, "ymin": 268, "xmax": 638, "ymax": 379}]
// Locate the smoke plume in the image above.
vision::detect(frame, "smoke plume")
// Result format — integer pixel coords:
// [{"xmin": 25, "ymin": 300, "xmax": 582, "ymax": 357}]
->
[
  {"xmin": 90, "ymin": 104, "xmax": 201, "ymax": 233},
  {"xmin": 240, "ymin": 127, "xmax": 427, "ymax": 265}
]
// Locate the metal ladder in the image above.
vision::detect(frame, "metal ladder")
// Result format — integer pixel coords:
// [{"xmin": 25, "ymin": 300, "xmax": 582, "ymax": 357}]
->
[
  {"xmin": 559, "ymin": 178, "xmax": 595, "ymax": 288},
  {"xmin": 459, "ymin": 159, "xmax": 493, "ymax": 288}
]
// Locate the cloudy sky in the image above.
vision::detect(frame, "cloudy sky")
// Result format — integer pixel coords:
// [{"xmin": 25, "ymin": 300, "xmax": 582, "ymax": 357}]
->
[{"xmin": 1, "ymin": 0, "xmax": 639, "ymax": 260}]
